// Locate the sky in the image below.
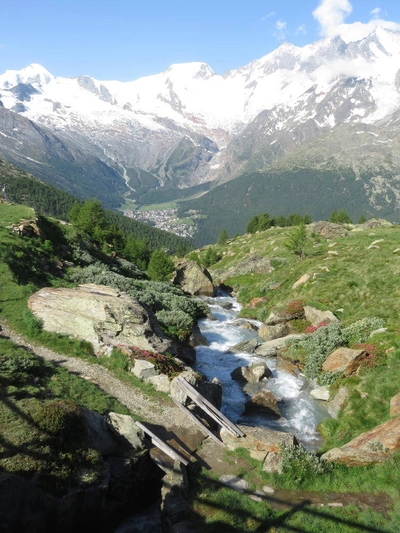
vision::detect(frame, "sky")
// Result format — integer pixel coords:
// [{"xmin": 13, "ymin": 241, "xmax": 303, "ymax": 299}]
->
[{"xmin": 1, "ymin": 0, "xmax": 400, "ymax": 82}]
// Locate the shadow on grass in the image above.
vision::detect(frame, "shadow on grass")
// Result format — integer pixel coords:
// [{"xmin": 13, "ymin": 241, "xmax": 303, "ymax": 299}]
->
[{"xmin": 189, "ymin": 472, "xmax": 395, "ymax": 533}]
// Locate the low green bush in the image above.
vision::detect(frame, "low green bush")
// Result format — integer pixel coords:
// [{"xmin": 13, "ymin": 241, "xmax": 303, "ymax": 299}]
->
[
  {"xmin": 342, "ymin": 316, "xmax": 385, "ymax": 345},
  {"xmin": 34, "ymin": 399, "xmax": 85, "ymax": 441},
  {"xmin": 279, "ymin": 444, "xmax": 332, "ymax": 485}
]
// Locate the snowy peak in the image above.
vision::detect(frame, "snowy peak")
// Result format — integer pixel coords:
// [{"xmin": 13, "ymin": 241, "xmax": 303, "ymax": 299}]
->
[
  {"xmin": 1, "ymin": 27, "xmax": 400, "ymax": 201},
  {"xmin": 164, "ymin": 62, "xmax": 216, "ymax": 80},
  {"xmin": 0, "ymin": 63, "xmax": 53, "ymax": 90}
]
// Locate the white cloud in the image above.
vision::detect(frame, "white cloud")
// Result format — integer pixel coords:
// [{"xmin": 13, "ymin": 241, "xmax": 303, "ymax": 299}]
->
[
  {"xmin": 313, "ymin": 0, "xmax": 353, "ymax": 38},
  {"xmin": 295, "ymin": 24, "xmax": 307, "ymax": 35},
  {"xmin": 262, "ymin": 11, "xmax": 275, "ymax": 21},
  {"xmin": 370, "ymin": 7, "xmax": 381, "ymax": 18},
  {"xmin": 313, "ymin": 0, "xmax": 400, "ymax": 43},
  {"xmin": 274, "ymin": 19, "xmax": 287, "ymax": 40}
]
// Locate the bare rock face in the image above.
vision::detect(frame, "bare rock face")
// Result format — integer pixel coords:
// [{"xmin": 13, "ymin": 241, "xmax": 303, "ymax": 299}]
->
[
  {"xmin": 173, "ymin": 259, "xmax": 215, "ymax": 296},
  {"xmin": 28, "ymin": 284, "xmax": 175, "ymax": 356},
  {"xmin": 322, "ymin": 347, "xmax": 367, "ymax": 377}
]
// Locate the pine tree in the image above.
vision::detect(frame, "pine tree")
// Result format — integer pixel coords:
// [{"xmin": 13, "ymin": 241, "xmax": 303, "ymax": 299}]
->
[{"xmin": 147, "ymin": 250, "xmax": 175, "ymax": 281}]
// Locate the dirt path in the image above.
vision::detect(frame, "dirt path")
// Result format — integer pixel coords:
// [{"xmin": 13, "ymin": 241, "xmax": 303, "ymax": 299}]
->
[{"xmin": 0, "ymin": 320, "xmax": 205, "ymax": 458}]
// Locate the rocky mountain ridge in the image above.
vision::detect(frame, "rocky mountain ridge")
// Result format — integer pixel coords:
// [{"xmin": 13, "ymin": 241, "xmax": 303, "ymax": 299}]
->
[{"xmin": 1, "ymin": 27, "xmax": 400, "ymax": 209}]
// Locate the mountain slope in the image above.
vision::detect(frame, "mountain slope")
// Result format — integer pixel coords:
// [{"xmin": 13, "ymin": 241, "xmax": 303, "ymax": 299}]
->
[
  {"xmin": 0, "ymin": 105, "xmax": 126, "ymax": 209},
  {"xmin": 0, "ymin": 158, "xmax": 192, "ymax": 252},
  {"xmin": 1, "ymin": 28, "xmax": 400, "ymax": 243},
  {"xmin": 179, "ymin": 117, "xmax": 400, "ymax": 245}
]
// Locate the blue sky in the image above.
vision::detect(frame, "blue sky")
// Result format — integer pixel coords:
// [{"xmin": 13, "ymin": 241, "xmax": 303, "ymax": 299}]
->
[{"xmin": 1, "ymin": 0, "xmax": 400, "ymax": 81}]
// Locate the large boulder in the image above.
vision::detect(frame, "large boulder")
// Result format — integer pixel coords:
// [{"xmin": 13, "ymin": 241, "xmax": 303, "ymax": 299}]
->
[
  {"xmin": 229, "ymin": 338, "xmax": 259, "ymax": 354},
  {"xmin": 213, "ymin": 254, "xmax": 275, "ymax": 283},
  {"xmin": 231, "ymin": 361, "xmax": 273, "ymax": 383},
  {"xmin": 304, "ymin": 306, "xmax": 339, "ymax": 326},
  {"xmin": 322, "ymin": 347, "xmax": 367, "ymax": 377},
  {"xmin": 220, "ymin": 425, "xmax": 297, "ymax": 472},
  {"xmin": 28, "ymin": 284, "xmax": 175, "ymax": 356},
  {"xmin": 258, "ymin": 323, "xmax": 290, "ymax": 342},
  {"xmin": 308, "ymin": 221, "xmax": 353, "ymax": 239},
  {"xmin": 276, "ymin": 355, "xmax": 303, "ymax": 376},
  {"xmin": 322, "ymin": 416, "xmax": 400, "ymax": 466},
  {"xmin": 173, "ymin": 260, "xmax": 215, "ymax": 296},
  {"xmin": 255, "ymin": 334, "xmax": 304, "ymax": 357},
  {"xmin": 13, "ymin": 218, "xmax": 46, "ymax": 240},
  {"xmin": 360, "ymin": 218, "xmax": 392, "ymax": 229},
  {"xmin": 244, "ymin": 391, "xmax": 282, "ymax": 419}
]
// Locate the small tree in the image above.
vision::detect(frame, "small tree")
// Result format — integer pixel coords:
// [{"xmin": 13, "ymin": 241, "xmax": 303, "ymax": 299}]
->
[
  {"xmin": 283, "ymin": 223, "xmax": 309, "ymax": 260},
  {"xmin": 329, "ymin": 208, "xmax": 352, "ymax": 224},
  {"xmin": 147, "ymin": 249, "xmax": 175, "ymax": 281},
  {"xmin": 202, "ymin": 247, "xmax": 220, "ymax": 267},
  {"xmin": 358, "ymin": 214, "xmax": 367, "ymax": 224},
  {"xmin": 124, "ymin": 234, "xmax": 150, "ymax": 270},
  {"xmin": 246, "ymin": 213, "xmax": 271, "ymax": 233},
  {"xmin": 217, "ymin": 229, "xmax": 229, "ymax": 245}
]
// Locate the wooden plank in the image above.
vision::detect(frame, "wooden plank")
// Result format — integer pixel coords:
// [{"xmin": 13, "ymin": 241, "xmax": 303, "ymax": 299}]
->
[
  {"xmin": 171, "ymin": 397, "xmax": 226, "ymax": 447},
  {"xmin": 176, "ymin": 375, "xmax": 245, "ymax": 437},
  {"xmin": 135, "ymin": 421, "xmax": 190, "ymax": 466}
]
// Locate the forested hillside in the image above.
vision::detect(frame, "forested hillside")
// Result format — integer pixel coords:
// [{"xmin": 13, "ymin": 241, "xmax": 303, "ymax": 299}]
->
[
  {"xmin": 178, "ymin": 166, "xmax": 396, "ymax": 246},
  {"xmin": 0, "ymin": 158, "xmax": 193, "ymax": 253}
]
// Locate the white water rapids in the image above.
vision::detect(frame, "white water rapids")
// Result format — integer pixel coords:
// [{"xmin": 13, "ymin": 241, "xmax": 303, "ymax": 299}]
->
[{"xmin": 195, "ymin": 293, "xmax": 330, "ymax": 449}]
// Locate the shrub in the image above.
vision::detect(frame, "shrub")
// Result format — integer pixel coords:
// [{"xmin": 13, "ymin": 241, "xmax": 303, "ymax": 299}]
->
[
  {"xmin": 147, "ymin": 249, "xmax": 175, "ymax": 281},
  {"xmin": 342, "ymin": 317, "xmax": 385, "ymax": 345},
  {"xmin": 304, "ymin": 321, "xmax": 328, "ymax": 334},
  {"xmin": 34, "ymin": 399, "xmax": 85, "ymax": 440},
  {"xmin": 156, "ymin": 309, "xmax": 193, "ymax": 331},
  {"xmin": 286, "ymin": 299, "xmax": 305, "ymax": 318},
  {"xmin": 128, "ymin": 347, "xmax": 185, "ymax": 378},
  {"xmin": 283, "ymin": 223, "xmax": 309, "ymax": 260},
  {"xmin": 69, "ymin": 264, "xmax": 209, "ymax": 336},
  {"xmin": 280, "ymin": 444, "xmax": 332, "ymax": 485},
  {"xmin": 286, "ymin": 322, "xmax": 344, "ymax": 381},
  {"xmin": 0, "ymin": 352, "xmax": 41, "ymax": 375}
]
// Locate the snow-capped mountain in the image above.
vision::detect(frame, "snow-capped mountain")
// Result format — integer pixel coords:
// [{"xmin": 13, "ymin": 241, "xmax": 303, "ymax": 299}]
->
[{"xmin": 1, "ymin": 26, "xmax": 400, "ymax": 207}]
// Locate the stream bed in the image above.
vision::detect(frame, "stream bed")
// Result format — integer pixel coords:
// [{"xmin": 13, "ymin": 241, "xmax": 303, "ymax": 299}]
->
[{"xmin": 195, "ymin": 293, "xmax": 330, "ymax": 449}]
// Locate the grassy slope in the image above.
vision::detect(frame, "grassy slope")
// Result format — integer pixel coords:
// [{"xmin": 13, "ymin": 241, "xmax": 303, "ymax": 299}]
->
[
  {"xmin": 2, "ymin": 201, "xmax": 400, "ymax": 530},
  {"xmin": 185, "ymin": 222, "xmax": 400, "ymax": 531},
  {"xmin": 0, "ymin": 203, "xmax": 154, "ymax": 498}
]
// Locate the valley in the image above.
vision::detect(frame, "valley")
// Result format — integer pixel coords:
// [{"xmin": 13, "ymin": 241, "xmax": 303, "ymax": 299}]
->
[
  {"xmin": 1, "ymin": 16, "xmax": 400, "ymax": 533},
  {"xmin": 2, "ymin": 27, "xmax": 400, "ymax": 245}
]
